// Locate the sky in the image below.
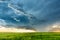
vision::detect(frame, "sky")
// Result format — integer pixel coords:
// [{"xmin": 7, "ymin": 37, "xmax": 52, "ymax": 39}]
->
[{"xmin": 0, "ymin": 0, "xmax": 60, "ymax": 31}]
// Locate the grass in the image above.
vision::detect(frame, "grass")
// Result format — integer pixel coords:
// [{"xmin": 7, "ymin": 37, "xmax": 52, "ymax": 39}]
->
[{"xmin": 0, "ymin": 32, "xmax": 60, "ymax": 40}]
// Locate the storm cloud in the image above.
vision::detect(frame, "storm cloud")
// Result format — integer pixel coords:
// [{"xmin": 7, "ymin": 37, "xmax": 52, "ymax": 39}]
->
[{"xmin": 0, "ymin": 0, "xmax": 60, "ymax": 31}]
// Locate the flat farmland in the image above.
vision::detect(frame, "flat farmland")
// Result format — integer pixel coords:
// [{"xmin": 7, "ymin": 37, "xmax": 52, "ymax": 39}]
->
[{"xmin": 0, "ymin": 32, "xmax": 60, "ymax": 40}]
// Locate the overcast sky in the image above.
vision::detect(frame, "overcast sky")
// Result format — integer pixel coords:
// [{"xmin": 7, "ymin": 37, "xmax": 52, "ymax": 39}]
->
[{"xmin": 0, "ymin": 0, "xmax": 60, "ymax": 31}]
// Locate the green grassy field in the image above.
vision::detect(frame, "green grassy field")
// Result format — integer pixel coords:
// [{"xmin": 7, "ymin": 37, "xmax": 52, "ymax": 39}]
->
[{"xmin": 0, "ymin": 32, "xmax": 60, "ymax": 40}]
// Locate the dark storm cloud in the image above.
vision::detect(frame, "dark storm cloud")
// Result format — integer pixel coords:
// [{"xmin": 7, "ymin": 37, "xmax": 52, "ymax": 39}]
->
[
  {"xmin": 18, "ymin": 0, "xmax": 60, "ymax": 26},
  {"xmin": 20, "ymin": 0, "xmax": 60, "ymax": 31},
  {"xmin": 0, "ymin": 0, "xmax": 60, "ymax": 31}
]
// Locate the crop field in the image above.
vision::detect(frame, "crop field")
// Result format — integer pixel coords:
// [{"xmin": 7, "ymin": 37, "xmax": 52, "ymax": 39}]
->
[{"xmin": 0, "ymin": 32, "xmax": 60, "ymax": 40}]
